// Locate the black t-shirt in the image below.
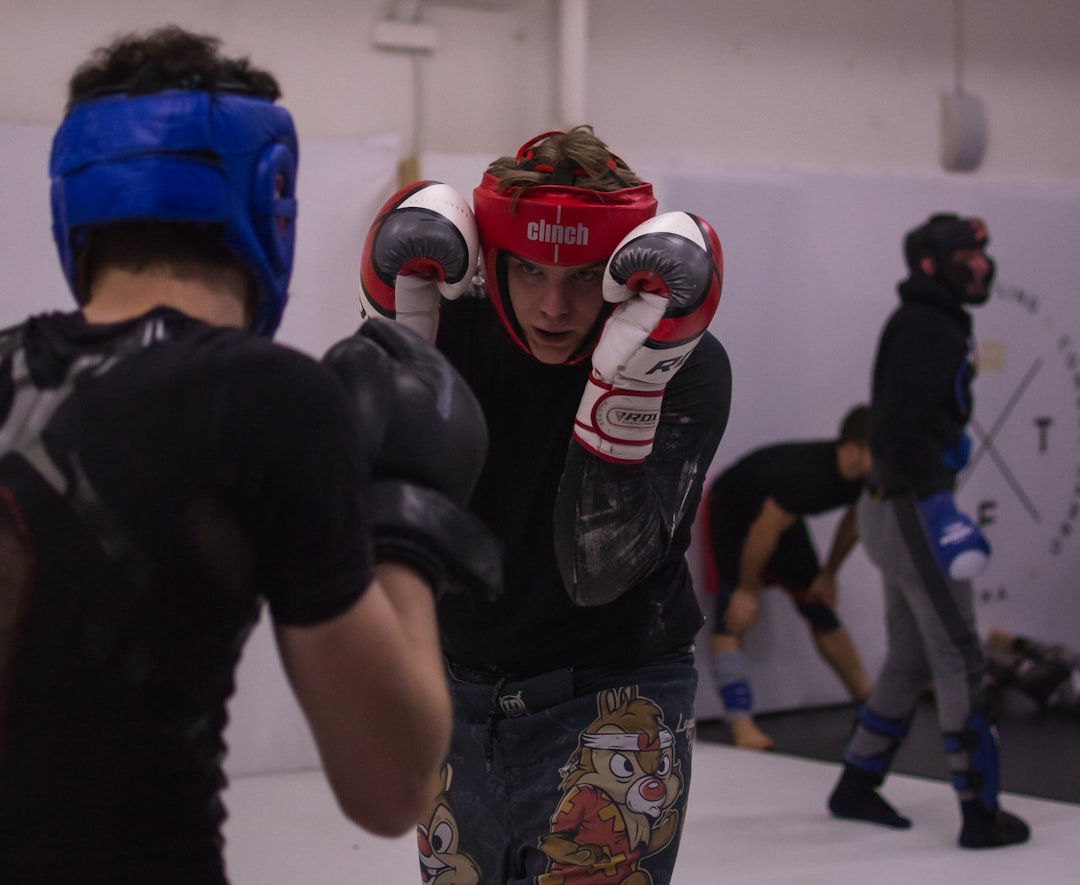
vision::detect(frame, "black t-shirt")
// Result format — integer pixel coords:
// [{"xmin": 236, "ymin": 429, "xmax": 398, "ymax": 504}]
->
[
  {"xmin": 0, "ymin": 309, "xmax": 372, "ymax": 882},
  {"xmin": 706, "ymin": 440, "xmax": 861, "ymax": 581},
  {"xmin": 435, "ymin": 296, "xmax": 731, "ymax": 674}
]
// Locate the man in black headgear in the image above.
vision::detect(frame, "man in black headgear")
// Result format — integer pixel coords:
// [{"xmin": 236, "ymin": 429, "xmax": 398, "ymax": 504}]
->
[{"xmin": 825, "ymin": 213, "xmax": 1030, "ymax": 849}]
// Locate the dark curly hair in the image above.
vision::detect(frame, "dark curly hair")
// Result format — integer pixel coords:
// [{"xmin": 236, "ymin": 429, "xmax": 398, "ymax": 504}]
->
[{"xmin": 66, "ymin": 24, "xmax": 280, "ymax": 111}]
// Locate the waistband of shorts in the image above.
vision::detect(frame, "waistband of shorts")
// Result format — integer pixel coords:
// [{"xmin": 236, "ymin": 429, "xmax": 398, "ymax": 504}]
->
[
  {"xmin": 445, "ymin": 647, "xmax": 695, "ymax": 718},
  {"xmin": 449, "ymin": 663, "xmax": 575, "ymax": 718}
]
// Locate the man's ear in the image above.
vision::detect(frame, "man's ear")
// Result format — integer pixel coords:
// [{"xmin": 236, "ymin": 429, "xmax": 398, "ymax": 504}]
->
[{"xmin": 919, "ymin": 255, "xmax": 936, "ymax": 276}]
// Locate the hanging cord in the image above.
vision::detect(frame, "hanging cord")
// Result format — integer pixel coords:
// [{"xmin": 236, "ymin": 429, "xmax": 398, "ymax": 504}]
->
[
  {"xmin": 384, "ymin": 0, "xmax": 427, "ymax": 182},
  {"xmin": 411, "ymin": 50, "xmax": 423, "ymax": 164},
  {"xmin": 953, "ymin": 0, "xmax": 965, "ymax": 95}
]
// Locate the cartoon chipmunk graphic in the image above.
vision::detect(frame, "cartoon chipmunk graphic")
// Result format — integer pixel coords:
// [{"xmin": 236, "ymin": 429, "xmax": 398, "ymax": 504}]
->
[
  {"xmin": 417, "ymin": 763, "xmax": 481, "ymax": 885},
  {"xmin": 538, "ymin": 687, "xmax": 684, "ymax": 885}
]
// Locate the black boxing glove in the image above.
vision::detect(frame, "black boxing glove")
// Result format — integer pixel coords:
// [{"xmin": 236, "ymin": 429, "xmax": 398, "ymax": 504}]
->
[{"xmin": 323, "ymin": 319, "xmax": 501, "ymax": 600}]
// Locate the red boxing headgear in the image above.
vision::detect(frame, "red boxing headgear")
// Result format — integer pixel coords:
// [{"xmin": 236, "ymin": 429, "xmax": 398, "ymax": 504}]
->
[{"xmin": 472, "ymin": 136, "xmax": 658, "ymax": 360}]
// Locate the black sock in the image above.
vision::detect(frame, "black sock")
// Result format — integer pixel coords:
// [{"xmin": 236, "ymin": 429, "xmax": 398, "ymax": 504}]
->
[{"xmin": 828, "ymin": 767, "xmax": 912, "ymax": 829}]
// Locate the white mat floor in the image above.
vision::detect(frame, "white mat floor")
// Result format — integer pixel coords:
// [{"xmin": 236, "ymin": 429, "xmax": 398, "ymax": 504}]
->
[{"xmin": 222, "ymin": 741, "xmax": 1080, "ymax": 884}]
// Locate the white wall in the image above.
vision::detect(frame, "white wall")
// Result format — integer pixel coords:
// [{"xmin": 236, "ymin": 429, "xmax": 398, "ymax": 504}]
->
[
  {"xmin": 586, "ymin": 0, "xmax": 1080, "ymax": 181},
  {"xmin": 1, "ymin": 1, "xmax": 1079, "ymax": 180},
  {"xmin": 3, "ymin": 1, "xmax": 1080, "ymax": 772}
]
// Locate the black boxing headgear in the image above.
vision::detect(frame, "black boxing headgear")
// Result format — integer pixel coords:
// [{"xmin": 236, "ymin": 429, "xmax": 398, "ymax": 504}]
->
[
  {"xmin": 472, "ymin": 131, "xmax": 658, "ymax": 362},
  {"xmin": 903, "ymin": 213, "xmax": 995, "ymax": 306}
]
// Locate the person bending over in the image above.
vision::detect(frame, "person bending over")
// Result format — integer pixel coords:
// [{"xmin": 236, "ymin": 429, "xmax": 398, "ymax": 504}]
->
[{"xmin": 702, "ymin": 404, "xmax": 874, "ymax": 749}]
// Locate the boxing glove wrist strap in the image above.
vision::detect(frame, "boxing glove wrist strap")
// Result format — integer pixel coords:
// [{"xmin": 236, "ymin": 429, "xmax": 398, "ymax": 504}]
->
[{"xmin": 574, "ymin": 375, "xmax": 662, "ymax": 463}]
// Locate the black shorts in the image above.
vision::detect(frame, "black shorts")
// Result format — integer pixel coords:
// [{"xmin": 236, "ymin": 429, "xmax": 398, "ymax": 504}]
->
[{"xmin": 713, "ymin": 521, "xmax": 841, "ymax": 634}]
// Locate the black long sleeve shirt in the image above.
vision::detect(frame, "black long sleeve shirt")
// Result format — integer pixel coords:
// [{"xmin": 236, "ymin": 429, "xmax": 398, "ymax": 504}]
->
[
  {"xmin": 435, "ymin": 296, "xmax": 731, "ymax": 674},
  {"xmin": 869, "ymin": 275, "xmax": 975, "ymax": 498}
]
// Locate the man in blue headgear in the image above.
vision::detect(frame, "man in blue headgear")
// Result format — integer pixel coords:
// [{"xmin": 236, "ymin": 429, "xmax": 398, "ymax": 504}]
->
[
  {"xmin": 0, "ymin": 24, "xmax": 500, "ymax": 883},
  {"xmin": 826, "ymin": 213, "xmax": 1030, "ymax": 849}
]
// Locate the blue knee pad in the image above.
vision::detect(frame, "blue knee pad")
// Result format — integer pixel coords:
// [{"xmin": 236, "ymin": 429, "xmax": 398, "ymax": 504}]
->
[
  {"xmin": 944, "ymin": 713, "xmax": 1001, "ymax": 810},
  {"xmin": 710, "ymin": 651, "xmax": 753, "ymax": 719}
]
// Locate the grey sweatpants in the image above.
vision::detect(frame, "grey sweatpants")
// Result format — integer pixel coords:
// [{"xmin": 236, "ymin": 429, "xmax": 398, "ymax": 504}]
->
[{"xmin": 845, "ymin": 489, "xmax": 986, "ymax": 779}]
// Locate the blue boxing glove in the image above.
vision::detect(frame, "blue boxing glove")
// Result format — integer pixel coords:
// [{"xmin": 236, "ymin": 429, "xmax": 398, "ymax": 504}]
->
[{"xmin": 918, "ymin": 492, "xmax": 990, "ymax": 580}]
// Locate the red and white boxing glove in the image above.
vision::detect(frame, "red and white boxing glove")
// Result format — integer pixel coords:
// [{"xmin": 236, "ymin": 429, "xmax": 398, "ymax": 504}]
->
[
  {"xmin": 359, "ymin": 180, "xmax": 480, "ymax": 342},
  {"xmin": 574, "ymin": 211, "xmax": 723, "ymax": 464}
]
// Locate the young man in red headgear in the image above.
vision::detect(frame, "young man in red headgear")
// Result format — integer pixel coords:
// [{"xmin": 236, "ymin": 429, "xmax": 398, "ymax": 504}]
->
[{"xmin": 360, "ymin": 126, "xmax": 731, "ymax": 884}]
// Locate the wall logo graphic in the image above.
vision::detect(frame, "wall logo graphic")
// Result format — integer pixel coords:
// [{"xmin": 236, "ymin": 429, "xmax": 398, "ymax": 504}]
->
[{"xmin": 958, "ymin": 281, "xmax": 1080, "ymax": 610}]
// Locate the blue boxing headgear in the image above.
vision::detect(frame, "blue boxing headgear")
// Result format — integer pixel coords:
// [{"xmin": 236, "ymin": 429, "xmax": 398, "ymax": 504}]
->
[{"xmin": 49, "ymin": 89, "xmax": 298, "ymax": 337}]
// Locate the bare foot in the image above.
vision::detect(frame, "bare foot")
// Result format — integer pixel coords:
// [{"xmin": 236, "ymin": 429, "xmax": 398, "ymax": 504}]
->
[{"xmin": 728, "ymin": 718, "xmax": 775, "ymax": 750}]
